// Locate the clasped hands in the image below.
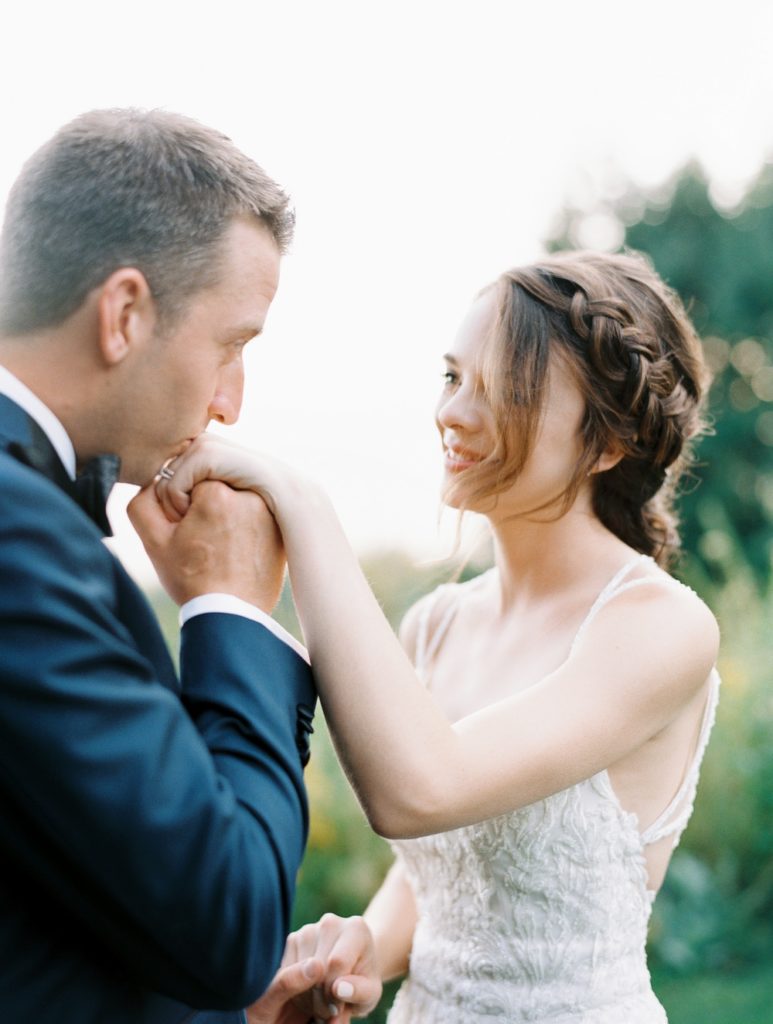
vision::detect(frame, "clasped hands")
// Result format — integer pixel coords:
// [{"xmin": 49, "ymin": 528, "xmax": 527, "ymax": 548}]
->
[
  {"xmin": 246, "ymin": 914, "xmax": 382, "ymax": 1024},
  {"xmin": 129, "ymin": 437, "xmax": 288, "ymax": 611}
]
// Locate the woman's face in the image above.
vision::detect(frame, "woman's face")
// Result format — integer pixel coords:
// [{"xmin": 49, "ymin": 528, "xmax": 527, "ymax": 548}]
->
[{"xmin": 435, "ymin": 291, "xmax": 588, "ymax": 521}]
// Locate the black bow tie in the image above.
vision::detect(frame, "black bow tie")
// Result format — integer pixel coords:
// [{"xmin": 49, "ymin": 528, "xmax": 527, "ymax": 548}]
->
[
  {"xmin": 5, "ymin": 406, "xmax": 121, "ymax": 536},
  {"xmin": 72, "ymin": 454, "xmax": 122, "ymax": 536}
]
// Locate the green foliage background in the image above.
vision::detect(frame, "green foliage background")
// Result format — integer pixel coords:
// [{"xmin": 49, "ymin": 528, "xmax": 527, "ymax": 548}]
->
[
  {"xmin": 549, "ymin": 168, "xmax": 773, "ymax": 996},
  {"xmin": 151, "ymin": 165, "xmax": 773, "ymax": 1022}
]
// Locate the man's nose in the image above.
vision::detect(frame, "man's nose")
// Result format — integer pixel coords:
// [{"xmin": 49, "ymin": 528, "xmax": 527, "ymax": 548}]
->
[{"xmin": 208, "ymin": 364, "xmax": 244, "ymax": 426}]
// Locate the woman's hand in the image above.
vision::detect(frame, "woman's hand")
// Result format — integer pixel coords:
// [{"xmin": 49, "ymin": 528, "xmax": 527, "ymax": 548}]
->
[
  {"xmin": 246, "ymin": 914, "xmax": 382, "ymax": 1024},
  {"xmin": 154, "ymin": 433, "xmax": 312, "ymax": 524}
]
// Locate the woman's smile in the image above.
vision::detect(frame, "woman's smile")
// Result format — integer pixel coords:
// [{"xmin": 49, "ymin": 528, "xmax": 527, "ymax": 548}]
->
[{"xmin": 442, "ymin": 442, "xmax": 487, "ymax": 472}]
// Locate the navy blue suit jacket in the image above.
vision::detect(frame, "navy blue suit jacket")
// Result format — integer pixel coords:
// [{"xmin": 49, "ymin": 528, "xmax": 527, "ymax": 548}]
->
[{"xmin": 0, "ymin": 396, "xmax": 317, "ymax": 1023}]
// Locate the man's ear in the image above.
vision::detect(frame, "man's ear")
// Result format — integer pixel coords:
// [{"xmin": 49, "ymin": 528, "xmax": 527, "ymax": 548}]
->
[{"xmin": 96, "ymin": 268, "xmax": 155, "ymax": 365}]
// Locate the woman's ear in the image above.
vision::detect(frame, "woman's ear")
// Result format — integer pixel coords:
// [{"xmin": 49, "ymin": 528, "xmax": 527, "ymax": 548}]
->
[
  {"xmin": 590, "ymin": 444, "xmax": 624, "ymax": 476},
  {"xmin": 95, "ymin": 268, "xmax": 155, "ymax": 365}
]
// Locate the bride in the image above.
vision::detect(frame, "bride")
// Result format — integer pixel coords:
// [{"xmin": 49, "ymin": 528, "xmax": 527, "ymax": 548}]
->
[{"xmin": 153, "ymin": 250, "xmax": 720, "ymax": 1023}]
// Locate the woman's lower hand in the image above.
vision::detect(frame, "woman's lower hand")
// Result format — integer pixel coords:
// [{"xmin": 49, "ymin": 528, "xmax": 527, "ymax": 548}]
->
[{"xmin": 247, "ymin": 913, "xmax": 382, "ymax": 1024}]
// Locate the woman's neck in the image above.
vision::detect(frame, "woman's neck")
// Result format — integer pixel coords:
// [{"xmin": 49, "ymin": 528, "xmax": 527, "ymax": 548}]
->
[{"xmin": 487, "ymin": 499, "xmax": 633, "ymax": 611}]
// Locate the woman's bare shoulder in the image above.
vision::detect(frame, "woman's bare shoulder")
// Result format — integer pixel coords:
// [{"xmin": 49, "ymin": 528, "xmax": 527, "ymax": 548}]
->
[
  {"xmin": 636, "ymin": 565, "xmax": 719, "ymax": 656},
  {"xmin": 579, "ymin": 564, "xmax": 720, "ymax": 702}
]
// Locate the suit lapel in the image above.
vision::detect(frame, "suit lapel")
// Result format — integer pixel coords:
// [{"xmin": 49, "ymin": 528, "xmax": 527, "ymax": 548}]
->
[
  {"xmin": 0, "ymin": 393, "xmax": 74, "ymax": 495},
  {"xmin": 0, "ymin": 393, "xmax": 180, "ymax": 695}
]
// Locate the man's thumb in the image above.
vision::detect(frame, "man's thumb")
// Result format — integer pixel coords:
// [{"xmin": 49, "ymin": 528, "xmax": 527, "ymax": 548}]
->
[{"xmin": 248, "ymin": 959, "xmax": 325, "ymax": 1022}]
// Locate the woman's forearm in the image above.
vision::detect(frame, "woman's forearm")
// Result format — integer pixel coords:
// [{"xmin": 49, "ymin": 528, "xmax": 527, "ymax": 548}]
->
[
  {"xmin": 277, "ymin": 485, "xmax": 463, "ymax": 837},
  {"xmin": 363, "ymin": 861, "xmax": 417, "ymax": 982}
]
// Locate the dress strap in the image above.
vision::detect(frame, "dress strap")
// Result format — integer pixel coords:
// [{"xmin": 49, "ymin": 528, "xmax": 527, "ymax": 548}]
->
[
  {"xmin": 640, "ymin": 667, "xmax": 721, "ymax": 847},
  {"xmin": 413, "ymin": 585, "xmax": 458, "ymax": 679},
  {"xmin": 572, "ymin": 560, "xmax": 720, "ymax": 848},
  {"xmin": 413, "ymin": 571, "xmax": 491, "ymax": 680},
  {"xmin": 569, "ymin": 555, "xmax": 650, "ymax": 655}
]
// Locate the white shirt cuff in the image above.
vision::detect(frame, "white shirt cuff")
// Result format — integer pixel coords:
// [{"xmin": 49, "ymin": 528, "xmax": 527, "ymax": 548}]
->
[{"xmin": 179, "ymin": 593, "xmax": 310, "ymax": 664}]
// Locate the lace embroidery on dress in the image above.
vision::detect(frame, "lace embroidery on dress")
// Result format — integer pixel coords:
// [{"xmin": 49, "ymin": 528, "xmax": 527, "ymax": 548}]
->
[{"xmin": 388, "ymin": 556, "xmax": 719, "ymax": 1024}]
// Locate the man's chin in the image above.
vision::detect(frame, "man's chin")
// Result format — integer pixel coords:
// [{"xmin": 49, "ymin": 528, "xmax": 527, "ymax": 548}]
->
[{"xmin": 119, "ymin": 463, "xmax": 162, "ymax": 490}]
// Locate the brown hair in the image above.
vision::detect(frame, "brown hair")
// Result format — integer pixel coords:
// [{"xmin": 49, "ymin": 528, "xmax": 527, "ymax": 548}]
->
[
  {"xmin": 447, "ymin": 250, "xmax": 710, "ymax": 567},
  {"xmin": 0, "ymin": 108, "xmax": 294, "ymax": 334}
]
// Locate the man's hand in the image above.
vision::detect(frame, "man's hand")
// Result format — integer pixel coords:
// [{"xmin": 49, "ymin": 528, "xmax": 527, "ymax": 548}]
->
[
  {"xmin": 247, "ymin": 915, "xmax": 382, "ymax": 1024},
  {"xmin": 128, "ymin": 480, "xmax": 286, "ymax": 610},
  {"xmin": 246, "ymin": 957, "xmax": 326, "ymax": 1024}
]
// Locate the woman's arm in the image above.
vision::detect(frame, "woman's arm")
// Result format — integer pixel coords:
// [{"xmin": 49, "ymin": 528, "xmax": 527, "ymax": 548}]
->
[
  {"xmin": 363, "ymin": 859, "xmax": 417, "ymax": 982},
  {"xmin": 158, "ymin": 437, "xmax": 721, "ymax": 838}
]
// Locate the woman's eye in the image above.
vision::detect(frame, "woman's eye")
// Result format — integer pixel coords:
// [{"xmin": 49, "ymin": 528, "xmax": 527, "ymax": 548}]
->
[{"xmin": 442, "ymin": 370, "xmax": 459, "ymax": 387}]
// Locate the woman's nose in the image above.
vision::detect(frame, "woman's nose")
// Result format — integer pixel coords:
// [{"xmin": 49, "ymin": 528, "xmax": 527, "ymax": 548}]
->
[{"xmin": 436, "ymin": 386, "xmax": 481, "ymax": 433}]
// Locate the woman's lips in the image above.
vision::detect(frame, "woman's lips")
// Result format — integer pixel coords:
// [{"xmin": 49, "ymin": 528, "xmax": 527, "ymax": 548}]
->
[{"xmin": 443, "ymin": 446, "xmax": 486, "ymax": 472}]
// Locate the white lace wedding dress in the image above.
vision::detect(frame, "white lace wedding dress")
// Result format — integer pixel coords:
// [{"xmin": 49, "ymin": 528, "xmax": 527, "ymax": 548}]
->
[{"xmin": 388, "ymin": 557, "xmax": 720, "ymax": 1023}]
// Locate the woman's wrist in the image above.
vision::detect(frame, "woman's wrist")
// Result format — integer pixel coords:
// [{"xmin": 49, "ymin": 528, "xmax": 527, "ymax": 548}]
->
[{"xmin": 268, "ymin": 471, "xmax": 332, "ymax": 531}]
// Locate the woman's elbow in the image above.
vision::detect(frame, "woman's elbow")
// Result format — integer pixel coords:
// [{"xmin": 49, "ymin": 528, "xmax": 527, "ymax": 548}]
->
[{"xmin": 360, "ymin": 779, "xmax": 450, "ymax": 840}]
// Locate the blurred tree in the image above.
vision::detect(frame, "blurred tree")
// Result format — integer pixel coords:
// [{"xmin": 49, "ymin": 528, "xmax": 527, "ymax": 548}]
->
[{"xmin": 548, "ymin": 164, "xmax": 773, "ymax": 586}]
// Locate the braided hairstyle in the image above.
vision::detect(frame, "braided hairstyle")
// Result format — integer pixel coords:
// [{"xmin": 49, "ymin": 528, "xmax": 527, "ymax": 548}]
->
[{"xmin": 453, "ymin": 250, "xmax": 710, "ymax": 567}]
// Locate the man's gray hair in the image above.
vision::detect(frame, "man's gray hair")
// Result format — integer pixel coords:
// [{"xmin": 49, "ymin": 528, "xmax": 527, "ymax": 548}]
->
[{"xmin": 0, "ymin": 108, "xmax": 294, "ymax": 334}]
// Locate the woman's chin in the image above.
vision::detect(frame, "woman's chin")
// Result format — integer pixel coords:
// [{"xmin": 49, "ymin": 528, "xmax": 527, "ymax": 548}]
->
[{"xmin": 441, "ymin": 488, "xmax": 492, "ymax": 516}]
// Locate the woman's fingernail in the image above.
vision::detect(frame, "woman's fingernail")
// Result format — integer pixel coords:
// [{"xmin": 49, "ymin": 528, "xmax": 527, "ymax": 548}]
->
[
  {"xmin": 335, "ymin": 980, "xmax": 355, "ymax": 999},
  {"xmin": 328, "ymin": 1003, "xmax": 339, "ymax": 1015}
]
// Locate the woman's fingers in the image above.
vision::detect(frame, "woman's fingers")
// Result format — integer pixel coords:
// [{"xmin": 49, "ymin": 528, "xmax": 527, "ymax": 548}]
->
[
  {"xmin": 155, "ymin": 439, "xmax": 215, "ymax": 521},
  {"xmin": 154, "ymin": 433, "xmax": 285, "ymax": 523},
  {"xmin": 318, "ymin": 915, "xmax": 382, "ymax": 1016},
  {"xmin": 278, "ymin": 916, "xmax": 382, "ymax": 1020},
  {"xmin": 331, "ymin": 972, "xmax": 383, "ymax": 1014}
]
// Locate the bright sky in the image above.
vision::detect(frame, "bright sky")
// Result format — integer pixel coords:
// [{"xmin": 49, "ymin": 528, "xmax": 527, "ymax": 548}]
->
[{"xmin": 2, "ymin": 0, "xmax": 773, "ymax": 581}]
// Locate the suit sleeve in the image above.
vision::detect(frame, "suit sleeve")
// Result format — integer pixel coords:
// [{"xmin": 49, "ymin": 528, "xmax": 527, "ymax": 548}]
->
[{"xmin": 0, "ymin": 463, "xmax": 316, "ymax": 1009}]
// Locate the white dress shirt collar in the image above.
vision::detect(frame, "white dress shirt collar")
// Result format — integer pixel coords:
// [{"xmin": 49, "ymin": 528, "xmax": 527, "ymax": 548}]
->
[{"xmin": 0, "ymin": 364, "xmax": 77, "ymax": 480}]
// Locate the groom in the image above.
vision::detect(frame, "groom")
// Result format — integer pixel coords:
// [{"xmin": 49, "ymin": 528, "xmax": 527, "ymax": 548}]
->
[{"xmin": 0, "ymin": 108, "xmax": 319, "ymax": 1024}]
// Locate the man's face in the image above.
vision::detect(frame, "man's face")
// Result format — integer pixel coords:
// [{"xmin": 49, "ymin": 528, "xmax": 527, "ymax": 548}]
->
[{"xmin": 118, "ymin": 217, "xmax": 280, "ymax": 485}]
